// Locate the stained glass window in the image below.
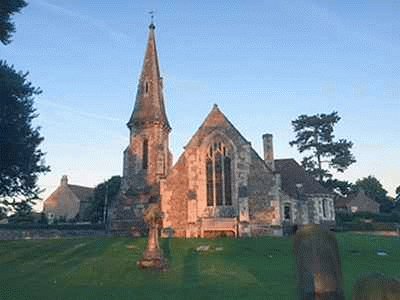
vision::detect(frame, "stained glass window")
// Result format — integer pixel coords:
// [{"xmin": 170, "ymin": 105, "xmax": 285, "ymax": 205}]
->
[
  {"xmin": 206, "ymin": 142, "xmax": 232, "ymax": 207},
  {"xmin": 224, "ymin": 156, "xmax": 232, "ymax": 205},
  {"xmin": 206, "ymin": 158, "xmax": 214, "ymax": 206}
]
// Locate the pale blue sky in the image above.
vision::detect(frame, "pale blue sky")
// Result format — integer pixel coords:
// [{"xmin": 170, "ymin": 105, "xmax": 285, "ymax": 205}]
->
[{"xmin": 2, "ymin": 0, "xmax": 399, "ymax": 207}]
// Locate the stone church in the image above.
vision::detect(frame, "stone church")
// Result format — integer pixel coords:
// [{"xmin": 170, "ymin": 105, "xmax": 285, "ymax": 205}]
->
[{"xmin": 110, "ymin": 23, "xmax": 335, "ymax": 237}]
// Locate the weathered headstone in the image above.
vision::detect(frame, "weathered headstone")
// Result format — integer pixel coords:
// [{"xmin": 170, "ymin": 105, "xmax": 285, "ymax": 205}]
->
[
  {"xmin": 352, "ymin": 273, "xmax": 400, "ymax": 300},
  {"xmin": 137, "ymin": 204, "xmax": 167, "ymax": 270},
  {"xmin": 294, "ymin": 225, "xmax": 344, "ymax": 300}
]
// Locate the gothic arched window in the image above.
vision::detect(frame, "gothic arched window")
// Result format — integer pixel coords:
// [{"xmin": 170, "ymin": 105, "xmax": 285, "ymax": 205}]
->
[{"xmin": 206, "ymin": 142, "xmax": 232, "ymax": 206}]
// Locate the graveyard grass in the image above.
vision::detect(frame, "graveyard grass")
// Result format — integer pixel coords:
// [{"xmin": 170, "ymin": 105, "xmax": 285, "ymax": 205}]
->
[{"xmin": 0, "ymin": 233, "xmax": 399, "ymax": 300}]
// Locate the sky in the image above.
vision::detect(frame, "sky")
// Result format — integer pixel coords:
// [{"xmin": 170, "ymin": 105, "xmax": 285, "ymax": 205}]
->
[{"xmin": 2, "ymin": 0, "xmax": 400, "ymax": 210}]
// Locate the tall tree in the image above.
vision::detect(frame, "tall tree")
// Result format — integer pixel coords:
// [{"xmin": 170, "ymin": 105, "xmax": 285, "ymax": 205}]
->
[
  {"xmin": 396, "ymin": 186, "xmax": 400, "ymax": 202},
  {"xmin": 289, "ymin": 111, "xmax": 356, "ymax": 192},
  {"xmin": 0, "ymin": 61, "xmax": 49, "ymax": 213},
  {"xmin": 83, "ymin": 176, "xmax": 121, "ymax": 223},
  {"xmin": 353, "ymin": 176, "xmax": 393, "ymax": 213},
  {"xmin": 0, "ymin": 0, "xmax": 27, "ymax": 45}
]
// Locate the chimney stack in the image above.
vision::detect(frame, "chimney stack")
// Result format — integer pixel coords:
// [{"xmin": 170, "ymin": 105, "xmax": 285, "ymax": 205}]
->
[
  {"xmin": 61, "ymin": 175, "xmax": 68, "ymax": 186},
  {"xmin": 263, "ymin": 133, "xmax": 275, "ymax": 171}
]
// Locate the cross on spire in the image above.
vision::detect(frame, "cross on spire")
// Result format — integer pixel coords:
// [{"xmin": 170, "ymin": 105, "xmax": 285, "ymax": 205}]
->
[{"xmin": 149, "ymin": 10, "xmax": 155, "ymax": 29}]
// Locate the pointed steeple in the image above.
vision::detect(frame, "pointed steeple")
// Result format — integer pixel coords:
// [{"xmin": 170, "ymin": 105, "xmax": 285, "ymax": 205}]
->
[{"xmin": 128, "ymin": 22, "xmax": 170, "ymax": 130}]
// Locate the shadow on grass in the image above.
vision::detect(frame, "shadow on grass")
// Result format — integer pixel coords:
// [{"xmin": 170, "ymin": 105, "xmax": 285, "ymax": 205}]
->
[
  {"xmin": 161, "ymin": 237, "xmax": 172, "ymax": 263},
  {"xmin": 183, "ymin": 248, "xmax": 199, "ymax": 288}
]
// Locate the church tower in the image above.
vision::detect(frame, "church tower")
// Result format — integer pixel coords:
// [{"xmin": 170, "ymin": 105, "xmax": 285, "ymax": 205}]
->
[
  {"xmin": 122, "ymin": 21, "xmax": 172, "ymax": 194},
  {"xmin": 112, "ymin": 22, "xmax": 172, "ymax": 235}
]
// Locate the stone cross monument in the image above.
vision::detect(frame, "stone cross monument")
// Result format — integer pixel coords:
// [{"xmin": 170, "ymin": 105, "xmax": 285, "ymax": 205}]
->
[{"xmin": 137, "ymin": 204, "xmax": 167, "ymax": 270}]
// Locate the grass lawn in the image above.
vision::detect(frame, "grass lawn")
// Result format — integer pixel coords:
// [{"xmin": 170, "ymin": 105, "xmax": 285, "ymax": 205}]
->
[{"xmin": 0, "ymin": 233, "xmax": 399, "ymax": 300}]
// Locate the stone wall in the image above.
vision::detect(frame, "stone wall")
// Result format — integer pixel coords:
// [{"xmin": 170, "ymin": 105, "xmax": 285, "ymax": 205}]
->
[
  {"xmin": 248, "ymin": 149, "xmax": 278, "ymax": 227},
  {"xmin": 122, "ymin": 124, "xmax": 170, "ymax": 191},
  {"xmin": 309, "ymin": 196, "xmax": 335, "ymax": 224},
  {"xmin": 0, "ymin": 228, "xmax": 106, "ymax": 240},
  {"xmin": 160, "ymin": 155, "xmax": 189, "ymax": 238},
  {"xmin": 160, "ymin": 107, "xmax": 288, "ymax": 238}
]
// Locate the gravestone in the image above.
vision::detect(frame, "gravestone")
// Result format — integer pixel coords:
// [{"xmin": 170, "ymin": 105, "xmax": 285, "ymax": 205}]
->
[{"xmin": 294, "ymin": 224, "xmax": 344, "ymax": 300}]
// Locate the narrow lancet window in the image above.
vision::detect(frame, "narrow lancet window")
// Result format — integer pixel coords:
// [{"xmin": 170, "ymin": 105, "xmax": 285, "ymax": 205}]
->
[
  {"xmin": 142, "ymin": 139, "xmax": 148, "ymax": 169},
  {"xmin": 215, "ymin": 151, "xmax": 223, "ymax": 206},
  {"xmin": 224, "ymin": 156, "xmax": 232, "ymax": 205},
  {"xmin": 206, "ymin": 158, "xmax": 214, "ymax": 206}
]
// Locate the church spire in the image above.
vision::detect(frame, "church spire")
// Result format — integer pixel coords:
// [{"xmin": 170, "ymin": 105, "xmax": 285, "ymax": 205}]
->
[{"xmin": 128, "ymin": 22, "xmax": 170, "ymax": 130}]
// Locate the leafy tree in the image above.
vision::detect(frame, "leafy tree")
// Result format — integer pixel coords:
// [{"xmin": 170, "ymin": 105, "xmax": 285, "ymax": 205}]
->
[
  {"xmin": 324, "ymin": 178, "xmax": 354, "ymax": 197},
  {"xmin": 0, "ymin": 61, "xmax": 50, "ymax": 213},
  {"xmin": 0, "ymin": 0, "xmax": 27, "ymax": 45},
  {"xmin": 7, "ymin": 201, "xmax": 34, "ymax": 223},
  {"xmin": 394, "ymin": 186, "xmax": 400, "ymax": 213},
  {"xmin": 353, "ymin": 176, "xmax": 394, "ymax": 213},
  {"xmin": 289, "ymin": 111, "xmax": 356, "ymax": 192},
  {"xmin": 0, "ymin": 207, "xmax": 6, "ymax": 219},
  {"xmin": 84, "ymin": 176, "xmax": 121, "ymax": 223}
]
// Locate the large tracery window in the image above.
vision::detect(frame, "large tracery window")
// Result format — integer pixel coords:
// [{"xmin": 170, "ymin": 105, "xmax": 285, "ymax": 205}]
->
[{"xmin": 206, "ymin": 142, "xmax": 232, "ymax": 206}]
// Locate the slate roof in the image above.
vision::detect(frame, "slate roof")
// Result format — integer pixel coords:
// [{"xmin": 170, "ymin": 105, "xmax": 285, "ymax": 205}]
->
[
  {"xmin": 334, "ymin": 195, "xmax": 349, "ymax": 209},
  {"xmin": 274, "ymin": 159, "xmax": 331, "ymax": 198},
  {"xmin": 67, "ymin": 184, "xmax": 94, "ymax": 202}
]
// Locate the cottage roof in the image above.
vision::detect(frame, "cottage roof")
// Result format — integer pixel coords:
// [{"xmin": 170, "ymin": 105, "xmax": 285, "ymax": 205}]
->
[
  {"xmin": 335, "ymin": 190, "xmax": 380, "ymax": 210},
  {"xmin": 274, "ymin": 159, "xmax": 331, "ymax": 198},
  {"xmin": 67, "ymin": 185, "xmax": 94, "ymax": 202}
]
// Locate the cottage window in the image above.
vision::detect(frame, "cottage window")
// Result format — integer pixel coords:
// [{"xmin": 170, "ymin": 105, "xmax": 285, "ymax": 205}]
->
[
  {"xmin": 322, "ymin": 199, "xmax": 328, "ymax": 218},
  {"xmin": 284, "ymin": 204, "xmax": 291, "ymax": 221},
  {"xmin": 206, "ymin": 142, "xmax": 232, "ymax": 206}
]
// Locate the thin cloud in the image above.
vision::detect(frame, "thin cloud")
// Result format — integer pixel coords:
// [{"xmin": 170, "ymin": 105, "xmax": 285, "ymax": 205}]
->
[
  {"xmin": 32, "ymin": 0, "xmax": 129, "ymax": 42},
  {"xmin": 278, "ymin": 0, "xmax": 398, "ymax": 54},
  {"xmin": 40, "ymin": 99, "xmax": 124, "ymax": 123}
]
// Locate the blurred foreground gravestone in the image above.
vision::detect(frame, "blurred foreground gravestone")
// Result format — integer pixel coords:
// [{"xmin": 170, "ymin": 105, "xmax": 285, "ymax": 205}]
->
[
  {"xmin": 294, "ymin": 225, "xmax": 344, "ymax": 300},
  {"xmin": 352, "ymin": 273, "xmax": 400, "ymax": 300},
  {"xmin": 137, "ymin": 204, "xmax": 167, "ymax": 270}
]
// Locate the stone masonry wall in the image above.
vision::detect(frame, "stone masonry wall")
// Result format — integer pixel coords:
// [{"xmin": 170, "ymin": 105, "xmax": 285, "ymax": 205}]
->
[
  {"xmin": 247, "ymin": 150, "xmax": 278, "ymax": 228},
  {"xmin": 161, "ymin": 155, "xmax": 189, "ymax": 237},
  {"xmin": 0, "ymin": 229, "xmax": 106, "ymax": 240}
]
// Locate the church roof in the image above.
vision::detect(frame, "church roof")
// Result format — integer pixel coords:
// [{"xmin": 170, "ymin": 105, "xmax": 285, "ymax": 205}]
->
[
  {"xmin": 128, "ymin": 23, "xmax": 170, "ymax": 130},
  {"xmin": 185, "ymin": 104, "xmax": 250, "ymax": 148},
  {"xmin": 275, "ymin": 159, "xmax": 331, "ymax": 197}
]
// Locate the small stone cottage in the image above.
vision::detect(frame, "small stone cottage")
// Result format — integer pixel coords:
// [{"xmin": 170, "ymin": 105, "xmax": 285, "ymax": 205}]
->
[
  {"xmin": 335, "ymin": 190, "xmax": 380, "ymax": 214},
  {"xmin": 43, "ymin": 176, "xmax": 93, "ymax": 221}
]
